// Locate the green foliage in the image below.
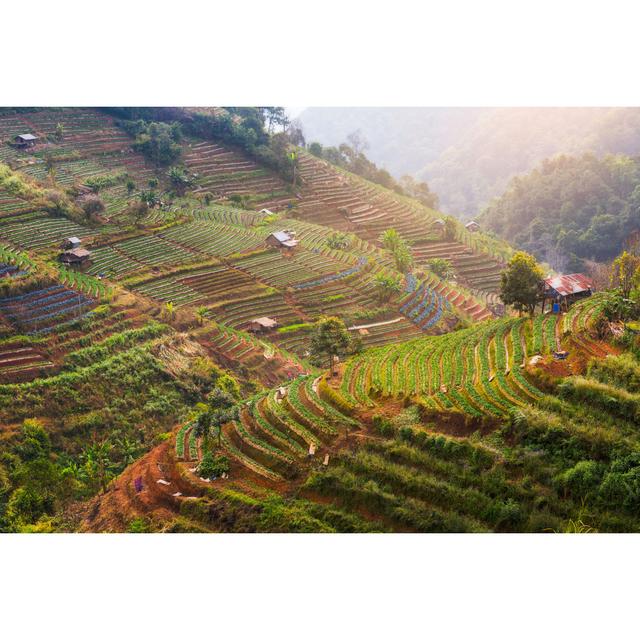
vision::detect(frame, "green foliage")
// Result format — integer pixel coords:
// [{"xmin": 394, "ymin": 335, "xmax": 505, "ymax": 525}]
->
[
  {"xmin": 380, "ymin": 228, "xmax": 413, "ymax": 274},
  {"xmin": 588, "ymin": 353, "xmax": 640, "ymax": 393},
  {"xmin": 310, "ymin": 316, "xmax": 359, "ymax": 375},
  {"xmin": 120, "ymin": 119, "xmax": 182, "ymax": 166},
  {"xmin": 167, "ymin": 167, "xmax": 194, "ymax": 195},
  {"xmin": 426, "ymin": 257, "xmax": 454, "ymax": 279},
  {"xmin": 499, "ymin": 251, "xmax": 544, "ymax": 315},
  {"xmin": 197, "ymin": 452, "xmax": 230, "ymax": 479},
  {"xmin": 373, "ymin": 273, "xmax": 401, "ymax": 302},
  {"xmin": 482, "ymin": 153, "xmax": 640, "ymax": 266},
  {"xmin": 85, "ymin": 172, "xmax": 127, "ymax": 193},
  {"xmin": 326, "ymin": 231, "xmax": 351, "ymax": 250},
  {"xmin": 309, "ymin": 132, "xmax": 437, "ymax": 199}
]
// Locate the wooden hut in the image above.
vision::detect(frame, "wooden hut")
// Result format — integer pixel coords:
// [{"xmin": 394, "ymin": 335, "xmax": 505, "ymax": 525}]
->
[
  {"xmin": 542, "ymin": 273, "xmax": 593, "ymax": 312},
  {"xmin": 59, "ymin": 248, "xmax": 91, "ymax": 265},
  {"xmin": 13, "ymin": 134, "xmax": 38, "ymax": 148},
  {"xmin": 266, "ymin": 230, "xmax": 298, "ymax": 250},
  {"xmin": 248, "ymin": 317, "xmax": 278, "ymax": 333}
]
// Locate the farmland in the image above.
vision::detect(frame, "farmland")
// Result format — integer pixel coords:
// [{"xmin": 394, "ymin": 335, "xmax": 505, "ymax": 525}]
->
[{"xmin": 0, "ymin": 107, "xmax": 638, "ymax": 535}]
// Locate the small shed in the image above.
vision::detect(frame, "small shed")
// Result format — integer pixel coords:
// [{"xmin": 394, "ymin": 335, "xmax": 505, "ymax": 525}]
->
[
  {"xmin": 61, "ymin": 236, "xmax": 82, "ymax": 250},
  {"xmin": 14, "ymin": 134, "xmax": 38, "ymax": 147},
  {"xmin": 59, "ymin": 248, "xmax": 91, "ymax": 265},
  {"xmin": 465, "ymin": 220, "xmax": 480, "ymax": 232},
  {"xmin": 266, "ymin": 230, "xmax": 298, "ymax": 250},
  {"xmin": 542, "ymin": 273, "xmax": 593, "ymax": 312},
  {"xmin": 248, "ymin": 316, "xmax": 278, "ymax": 333}
]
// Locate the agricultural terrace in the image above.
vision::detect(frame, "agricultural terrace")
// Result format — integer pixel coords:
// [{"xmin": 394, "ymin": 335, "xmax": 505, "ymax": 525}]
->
[
  {"xmin": 123, "ymin": 291, "xmax": 640, "ymax": 534},
  {"xmin": 185, "ymin": 295, "xmax": 610, "ymax": 481},
  {"xmin": 0, "ymin": 108, "xmax": 166, "ymax": 222},
  {"xmin": 183, "ymin": 140, "xmax": 294, "ymax": 212}
]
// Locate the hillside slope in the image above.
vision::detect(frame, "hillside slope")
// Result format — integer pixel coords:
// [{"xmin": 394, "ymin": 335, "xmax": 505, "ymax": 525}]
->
[
  {"xmin": 84, "ymin": 294, "xmax": 640, "ymax": 533},
  {"xmin": 479, "ymin": 153, "xmax": 640, "ymax": 270},
  {"xmin": 298, "ymin": 107, "xmax": 640, "ymax": 217}
]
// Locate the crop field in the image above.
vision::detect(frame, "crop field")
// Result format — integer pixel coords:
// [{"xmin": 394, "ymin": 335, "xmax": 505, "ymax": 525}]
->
[
  {"xmin": 137, "ymin": 291, "xmax": 640, "ymax": 535},
  {"xmin": 0, "ymin": 284, "xmax": 97, "ymax": 334},
  {"xmin": 0, "ymin": 211, "xmax": 93, "ymax": 250},
  {"xmin": 412, "ymin": 240, "xmax": 505, "ymax": 295}
]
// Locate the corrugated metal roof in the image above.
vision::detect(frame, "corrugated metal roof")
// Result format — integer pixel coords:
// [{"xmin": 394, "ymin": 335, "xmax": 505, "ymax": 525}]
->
[
  {"xmin": 544, "ymin": 273, "xmax": 593, "ymax": 296},
  {"xmin": 251, "ymin": 317, "xmax": 278, "ymax": 327},
  {"xmin": 271, "ymin": 231, "xmax": 292, "ymax": 242},
  {"xmin": 17, "ymin": 133, "xmax": 37, "ymax": 141}
]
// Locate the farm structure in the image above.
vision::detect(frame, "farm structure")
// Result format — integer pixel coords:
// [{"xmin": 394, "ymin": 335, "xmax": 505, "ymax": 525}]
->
[
  {"xmin": 13, "ymin": 133, "xmax": 38, "ymax": 148},
  {"xmin": 266, "ymin": 230, "xmax": 298, "ymax": 249},
  {"xmin": 248, "ymin": 317, "xmax": 279, "ymax": 333},
  {"xmin": 542, "ymin": 273, "xmax": 593, "ymax": 312}
]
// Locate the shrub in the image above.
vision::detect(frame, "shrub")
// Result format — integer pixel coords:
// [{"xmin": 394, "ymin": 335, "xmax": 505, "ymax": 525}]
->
[
  {"xmin": 197, "ymin": 452, "xmax": 230, "ymax": 479},
  {"xmin": 556, "ymin": 460, "xmax": 604, "ymax": 500}
]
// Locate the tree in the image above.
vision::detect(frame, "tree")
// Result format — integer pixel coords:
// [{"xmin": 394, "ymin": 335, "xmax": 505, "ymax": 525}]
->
[
  {"xmin": 308, "ymin": 141, "xmax": 323, "ymax": 157},
  {"xmin": 82, "ymin": 442, "xmax": 114, "ymax": 493},
  {"xmin": 373, "ymin": 274, "xmax": 401, "ymax": 302},
  {"xmin": 140, "ymin": 190, "xmax": 159, "ymax": 207},
  {"xmin": 195, "ymin": 306, "xmax": 208, "ymax": 326},
  {"xmin": 129, "ymin": 121, "xmax": 182, "ymax": 166},
  {"xmin": 193, "ymin": 410, "xmax": 213, "ymax": 447},
  {"xmin": 286, "ymin": 119, "xmax": 306, "ymax": 147},
  {"xmin": 610, "ymin": 250, "xmax": 640, "ymax": 298},
  {"xmin": 162, "ymin": 301, "xmax": 175, "ymax": 321},
  {"xmin": 381, "ymin": 228, "xmax": 413, "ymax": 274},
  {"xmin": 443, "ymin": 217, "xmax": 457, "ymax": 241},
  {"xmin": 392, "ymin": 245, "xmax": 414, "ymax": 274},
  {"xmin": 346, "ymin": 129, "xmax": 369, "ymax": 156},
  {"xmin": 427, "ymin": 257, "xmax": 454, "ymax": 279},
  {"xmin": 400, "ymin": 175, "xmax": 439, "ymax": 209},
  {"xmin": 381, "ymin": 228, "xmax": 401, "ymax": 252},
  {"xmin": 80, "ymin": 194, "xmax": 105, "ymax": 219},
  {"xmin": 167, "ymin": 167, "xmax": 193, "ymax": 196},
  {"xmin": 55, "ymin": 122, "xmax": 65, "ymax": 141},
  {"xmin": 499, "ymin": 251, "xmax": 544, "ymax": 315},
  {"xmin": 310, "ymin": 316, "xmax": 358, "ymax": 376},
  {"xmin": 207, "ymin": 388, "xmax": 239, "ymax": 447},
  {"xmin": 126, "ymin": 179, "xmax": 136, "ymax": 195},
  {"xmin": 326, "ymin": 231, "xmax": 351, "ymax": 250}
]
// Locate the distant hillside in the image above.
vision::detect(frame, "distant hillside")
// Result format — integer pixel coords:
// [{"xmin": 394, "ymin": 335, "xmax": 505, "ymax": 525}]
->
[
  {"xmin": 298, "ymin": 107, "xmax": 640, "ymax": 218},
  {"xmin": 479, "ymin": 153, "xmax": 640, "ymax": 270}
]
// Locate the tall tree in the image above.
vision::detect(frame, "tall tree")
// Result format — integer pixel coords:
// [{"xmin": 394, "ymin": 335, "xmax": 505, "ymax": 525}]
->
[
  {"xmin": 499, "ymin": 251, "xmax": 544, "ymax": 315},
  {"xmin": 611, "ymin": 251, "xmax": 640, "ymax": 298},
  {"xmin": 310, "ymin": 317, "xmax": 359, "ymax": 376}
]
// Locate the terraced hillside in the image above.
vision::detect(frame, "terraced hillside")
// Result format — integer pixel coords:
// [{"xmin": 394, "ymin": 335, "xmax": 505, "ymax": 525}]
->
[
  {"xmin": 84, "ymin": 293, "xmax": 640, "ymax": 533},
  {"xmin": 7, "ymin": 107, "xmax": 633, "ymax": 535},
  {"xmin": 0, "ymin": 108, "xmax": 503, "ymax": 335}
]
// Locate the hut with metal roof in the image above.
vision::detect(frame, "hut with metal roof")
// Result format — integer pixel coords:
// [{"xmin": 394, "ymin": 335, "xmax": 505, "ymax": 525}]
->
[
  {"xmin": 13, "ymin": 133, "xmax": 39, "ymax": 147},
  {"xmin": 248, "ymin": 316, "xmax": 279, "ymax": 333},
  {"xmin": 542, "ymin": 273, "xmax": 593, "ymax": 312},
  {"xmin": 266, "ymin": 230, "xmax": 298, "ymax": 250}
]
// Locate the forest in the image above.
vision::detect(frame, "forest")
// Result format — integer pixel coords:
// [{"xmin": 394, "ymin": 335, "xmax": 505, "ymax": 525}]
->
[{"xmin": 480, "ymin": 154, "xmax": 640, "ymax": 269}]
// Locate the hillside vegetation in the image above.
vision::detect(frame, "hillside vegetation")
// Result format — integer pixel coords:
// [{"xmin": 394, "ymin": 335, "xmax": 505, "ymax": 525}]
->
[
  {"xmin": 0, "ymin": 107, "xmax": 638, "ymax": 534},
  {"xmin": 299, "ymin": 107, "xmax": 640, "ymax": 217},
  {"xmin": 480, "ymin": 154, "xmax": 640, "ymax": 270}
]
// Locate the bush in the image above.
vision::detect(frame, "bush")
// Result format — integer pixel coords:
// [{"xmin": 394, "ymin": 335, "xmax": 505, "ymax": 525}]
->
[
  {"xmin": 319, "ymin": 377, "xmax": 355, "ymax": 415},
  {"xmin": 197, "ymin": 452, "xmax": 230, "ymax": 479},
  {"xmin": 556, "ymin": 460, "xmax": 604, "ymax": 499}
]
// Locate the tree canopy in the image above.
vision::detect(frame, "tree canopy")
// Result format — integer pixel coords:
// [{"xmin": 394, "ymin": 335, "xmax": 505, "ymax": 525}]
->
[
  {"xmin": 309, "ymin": 317, "xmax": 359, "ymax": 375},
  {"xmin": 481, "ymin": 153, "xmax": 640, "ymax": 269},
  {"xmin": 499, "ymin": 251, "xmax": 544, "ymax": 315}
]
